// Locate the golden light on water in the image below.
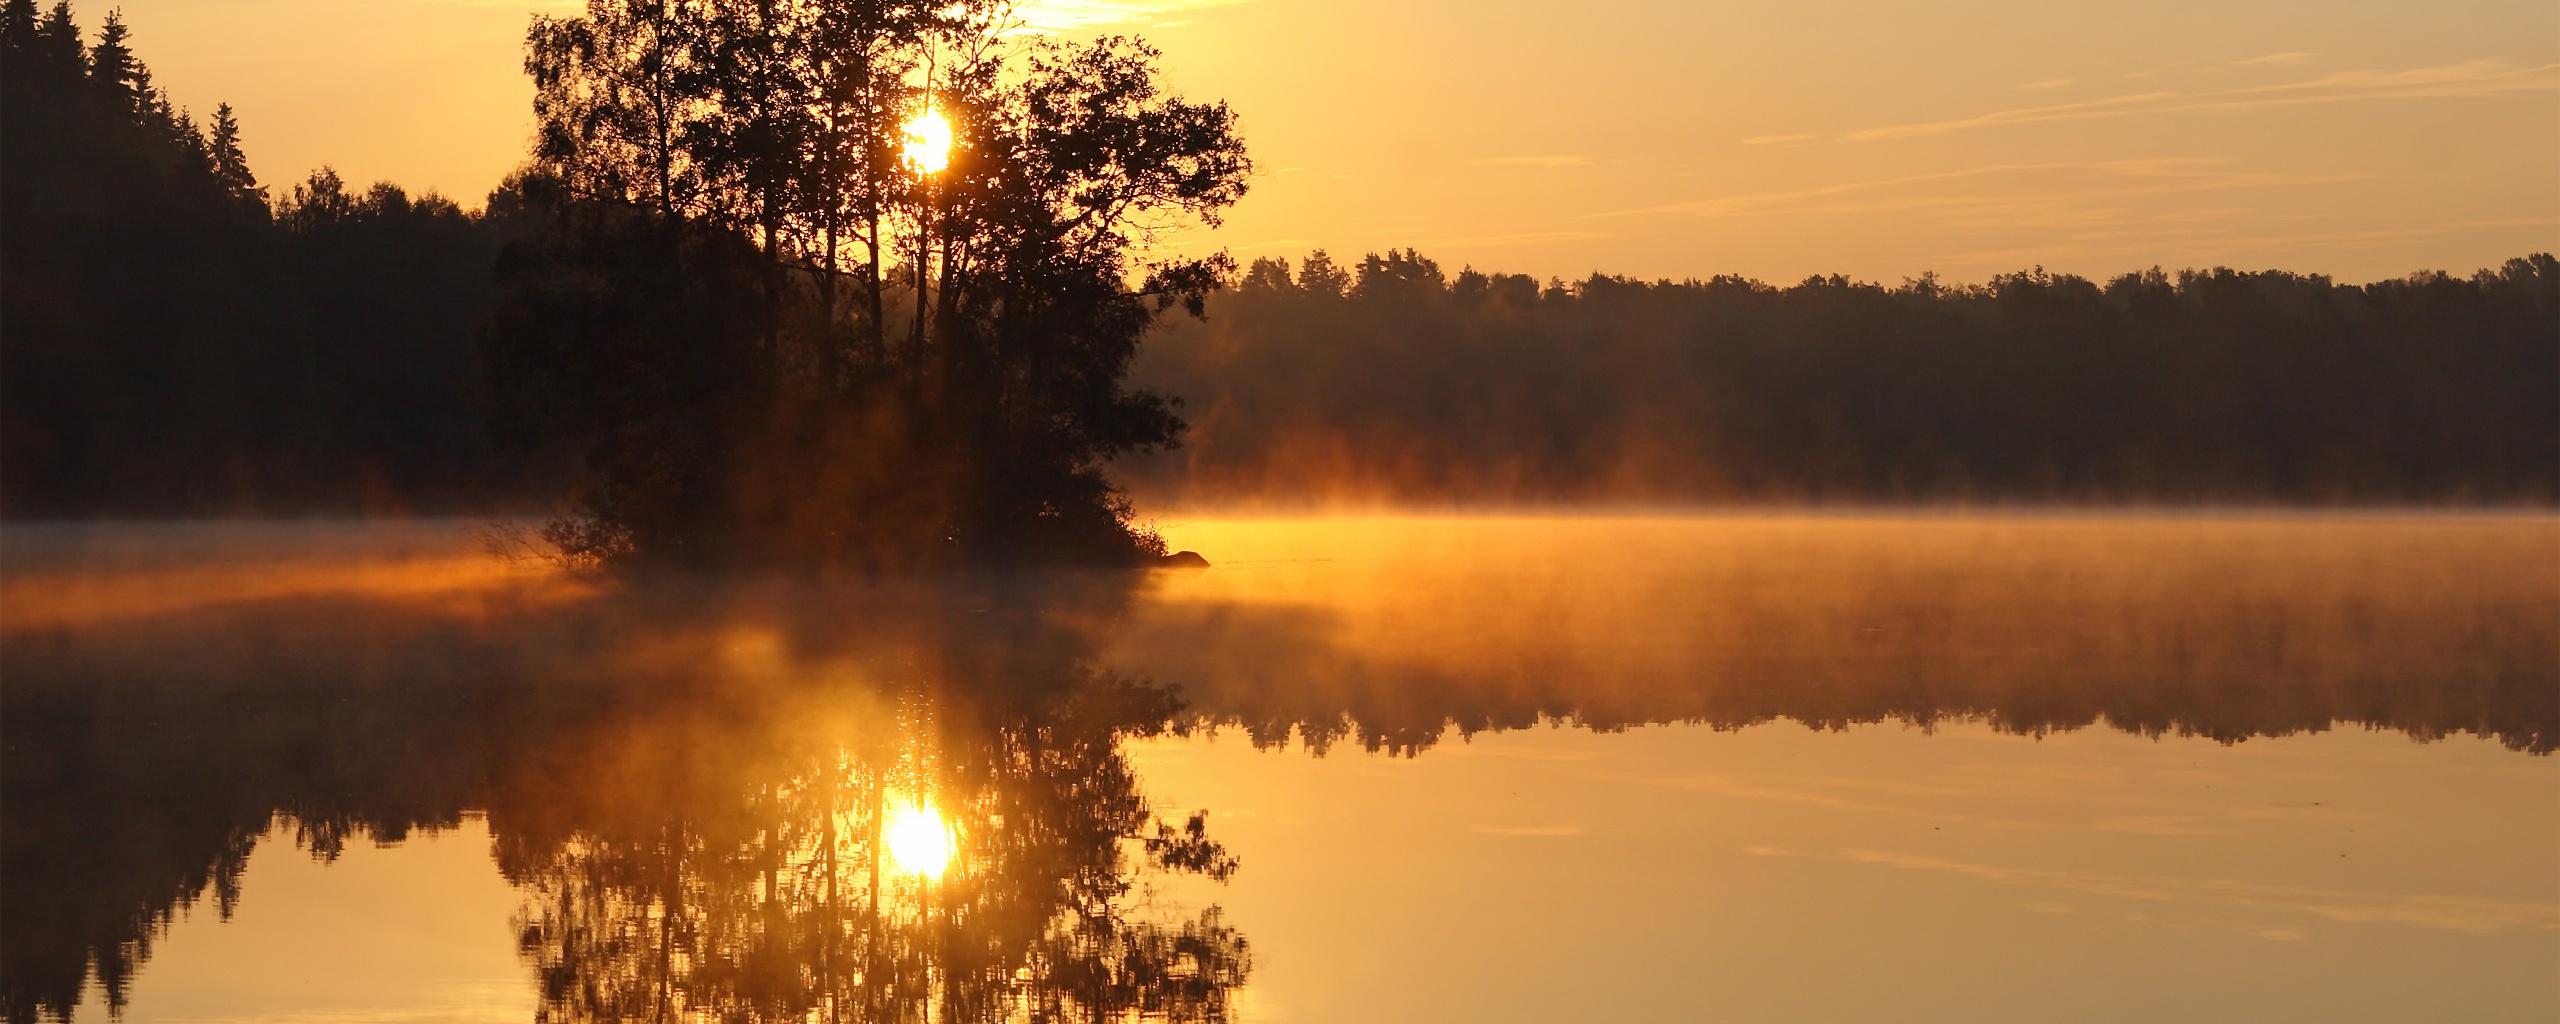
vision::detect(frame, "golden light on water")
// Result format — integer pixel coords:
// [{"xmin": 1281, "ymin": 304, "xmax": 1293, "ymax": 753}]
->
[
  {"xmin": 883, "ymin": 801, "xmax": 953, "ymax": 879},
  {"xmin": 901, "ymin": 109, "xmax": 952, "ymax": 174}
]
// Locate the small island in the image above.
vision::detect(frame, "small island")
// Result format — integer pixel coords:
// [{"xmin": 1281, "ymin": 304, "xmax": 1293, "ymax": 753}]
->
[{"xmin": 483, "ymin": 5, "xmax": 1251, "ymax": 572}]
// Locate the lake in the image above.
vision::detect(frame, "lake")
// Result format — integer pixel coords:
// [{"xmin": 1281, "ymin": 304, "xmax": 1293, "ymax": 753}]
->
[{"xmin": 3, "ymin": 513, "xmax": 2554, "ymax": 1023}]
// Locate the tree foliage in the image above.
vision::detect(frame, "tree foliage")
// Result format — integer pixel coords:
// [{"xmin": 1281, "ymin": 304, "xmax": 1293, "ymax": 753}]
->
[{"xmin": 491, "ymin": 0, "xmax": 1251, "ymax": 569}]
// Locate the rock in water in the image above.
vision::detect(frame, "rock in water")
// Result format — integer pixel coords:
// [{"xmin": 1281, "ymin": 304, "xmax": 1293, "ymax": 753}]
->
[{"xmin": 1156, "ymin": 550, "xmax": 1210, "ymax": 569}]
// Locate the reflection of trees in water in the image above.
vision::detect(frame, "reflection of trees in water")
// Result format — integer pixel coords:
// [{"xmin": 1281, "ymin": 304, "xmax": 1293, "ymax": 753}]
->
[
  {"xmin": 1106, "ymin": 520, "xmax": 2560, "ymax": 756},
  {"xmin": 0, "ymin": 577, "xmax": 1248, "ymax": 1023},
  {"xmin": 5, "ymin": 525, "xmax": 2555, "ymax": 1019},
  {"xmin": 496, "ymin": 672, "xmax": 1248, "ymax": 1022},
  {"xmin": 0, "ymin": 746, "xmax": 261, "ymax": 1023}
]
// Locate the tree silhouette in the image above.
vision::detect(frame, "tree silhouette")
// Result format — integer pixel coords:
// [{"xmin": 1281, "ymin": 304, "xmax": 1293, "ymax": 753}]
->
[
  {"xmin": 204, "ymin": 102, "xmax": 260, "ymax": 201},
  {"xmin": 491, "ymin": 1, "xmax": 1251, "ymax": 568}
]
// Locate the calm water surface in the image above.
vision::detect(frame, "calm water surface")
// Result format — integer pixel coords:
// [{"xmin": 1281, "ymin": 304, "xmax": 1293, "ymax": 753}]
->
[{"xmin": 3, "ymin": 514, "xmax": 2553, "ymax": 1023}]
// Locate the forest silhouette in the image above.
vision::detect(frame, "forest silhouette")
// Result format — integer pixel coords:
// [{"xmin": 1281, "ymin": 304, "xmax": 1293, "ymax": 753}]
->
[
  {"xmin": 0, "ymin": 1, "xmax": 538, "ymax": 518},
  {"xmin": 1126, "ymin": 249, "xmax": 2558, "ymax": 505},
  {"xmin": 4, "ymin": 4, "xmax": 2552, "ymax": 557},
  {"xmin": 3, "ymin": 1, "xmax": 1250, "ymax": 569}
]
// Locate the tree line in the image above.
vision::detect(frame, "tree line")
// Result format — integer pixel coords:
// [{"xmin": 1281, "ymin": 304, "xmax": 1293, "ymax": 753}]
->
[
  {"xmin": 1125, "ymin": 249, "xmax": 2559, "ymax": 504},
  {"xmin": 4, "ymin": 3, "xmax": 2550, "ymax": 538},
  {"xmin": 0, "ymin": 2, "xmax": 538, "ymax": 517}
]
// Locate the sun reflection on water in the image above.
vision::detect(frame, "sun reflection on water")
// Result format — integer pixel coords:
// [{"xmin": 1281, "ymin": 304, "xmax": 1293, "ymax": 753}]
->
[{"xmin": 884, "ymin": 801, "xmax": 953, "ymax": 879}]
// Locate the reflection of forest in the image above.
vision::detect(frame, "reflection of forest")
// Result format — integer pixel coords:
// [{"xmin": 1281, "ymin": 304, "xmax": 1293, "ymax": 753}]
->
[
  {"xmin": 3, "ymin": 518, "xmax": 2553, "ymax": 1020},
  {"xmin": 1106, "ymin": 517, "xmax": 2559, "ymax": 756},
  {"xmin": 0, "ymin": 575, "xmax": 1247, "ymax": 1023}
]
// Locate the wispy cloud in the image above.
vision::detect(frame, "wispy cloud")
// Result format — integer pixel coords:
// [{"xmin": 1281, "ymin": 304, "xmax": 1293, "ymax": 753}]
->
[
  {"xmin": 1740, "ymin": 133, "xmax": 1820, "ymax": 146},
  {"xmin": 2232, "ymin": 51, "xmax": 2316, "ymax": 67},
  {"xmin": 1473, "ymin": 155, "xmax": 1594, "ymax": 167},
  {"xmin": 1409, "ymin": 229, "xmax": 1609, "ymax": 249},
  {"xmin": 1590, "ymin": 158, "xmax": 2351, "ymax": 222},
  {"xmin": 2019, "ymin": 78, "xmax": 2076, "ymax": 90},
  {"xmin": 1472, "ymin": 824, "xmax": 1588, "ymax": 837},
  {"xmin": 1015, "ymin": 0, "xmax": 1255, "ymax": 31},
  {"xmin": 1843, "ymin": 59, "xmax": 2558, "ymax": 142}
]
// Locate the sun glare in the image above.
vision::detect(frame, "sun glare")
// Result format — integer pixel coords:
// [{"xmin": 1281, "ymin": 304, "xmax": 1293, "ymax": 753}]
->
[
  {"xmin": 902, "ymin": 109, "xmax": 952, "ymax": 174},
  {"xmin": 883, "ymin": 801, "xmax": 954, "ymax": 879}
]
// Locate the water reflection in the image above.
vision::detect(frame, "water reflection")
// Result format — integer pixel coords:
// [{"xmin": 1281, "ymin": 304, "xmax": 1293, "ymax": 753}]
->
[
  {"xmin": 2, "ymin": 568, "xmax": 1248, "ymax": 1023},
  {"xmin": 493, "ymin": 670, "xmax": 1248, "ymax": 1024},
  {"xmin": 1112, "ymin": 515, "xmax": 2559, "ymax": 755},
  {"xmin": 0, "ymin": 515, "xmax": 2552, "ymax": 1021},
  {"xmin": 882, "ymin": 801, "xmax": 955, "ymax": 879}
]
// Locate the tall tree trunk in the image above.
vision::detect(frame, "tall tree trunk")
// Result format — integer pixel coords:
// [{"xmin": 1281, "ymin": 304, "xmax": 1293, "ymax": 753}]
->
[
  {"xmin": 865, "ymin": 206, "xmax": 886, "ymax": 368},
  {"xmin": 911, "ymin": 190, "xmax": 931, "ymax": 379}
]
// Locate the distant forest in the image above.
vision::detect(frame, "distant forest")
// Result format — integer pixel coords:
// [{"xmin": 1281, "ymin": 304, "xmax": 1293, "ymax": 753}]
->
[
  {"xmin": 1129, "ymin": 250, "xmax": 2559, "ymax": 504},
  {"xmin": 4, "ymin": 4, "xmax": 2552, "ymax": 518}
]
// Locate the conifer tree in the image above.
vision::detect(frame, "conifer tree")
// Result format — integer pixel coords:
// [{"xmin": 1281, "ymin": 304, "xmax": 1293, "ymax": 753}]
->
[
  {"xmin": 0, "ymin": 0, "xmax": 36, "ymax": 49},
  {"xmin": 207, "ymin": 101, "xmax": 262, "ymax": 200},
  {"xmin": 31, "ymin": 1, "xmax": 81, "ymax": 73},
  {"xmin": 85, "ymin": 8, "xmax": 139, "ymax": 117}
]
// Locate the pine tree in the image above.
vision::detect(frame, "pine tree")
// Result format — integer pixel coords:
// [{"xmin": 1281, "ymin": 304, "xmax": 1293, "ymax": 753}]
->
[
  {"xmin": 87, "ymin": 8, "xmax": 141, "ymax": 117},
  {"xmin": 1, "ymin": 0, "xmax": 37, "ymax": 50},
  {"xmin": 207, "ymin": 101, "xmax": 262, "ymax": 200},
  {"xmin": 32, "ymin": 1, "xmax": 82, "ymax": 76}
]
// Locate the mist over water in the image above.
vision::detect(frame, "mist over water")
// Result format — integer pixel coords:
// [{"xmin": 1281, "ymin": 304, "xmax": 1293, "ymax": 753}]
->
[
  {"xmin": 10, "ymin": 512, "xmax": 2551, "ymax": 750},
  {"xmin": 1119, "ymin": 513, "xmax": 2558, "ymax": 753},
  {"xmin": 4, "ymin": 513, "xmax": 2552, "ymax": 1022}
]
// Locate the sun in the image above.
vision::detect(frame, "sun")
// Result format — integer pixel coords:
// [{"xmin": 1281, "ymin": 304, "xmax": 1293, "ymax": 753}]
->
[
  {"xmin": 902, "ymin": 108, "xmax": 952, "ymax": 174},
  {"xmin": 883, "ymin": 801, "xmax": 953, "ymax": 879}
]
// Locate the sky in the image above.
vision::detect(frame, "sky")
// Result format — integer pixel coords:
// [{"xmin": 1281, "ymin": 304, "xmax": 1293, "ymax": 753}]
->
[{"xmin": 103, "ymin": 0, "xmax": 2560, "ymax": 284}]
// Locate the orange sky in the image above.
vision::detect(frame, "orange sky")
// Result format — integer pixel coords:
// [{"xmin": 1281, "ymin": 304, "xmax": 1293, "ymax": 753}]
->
[{"xmin": 105, "ymin": 0, "xmax": 2560, "ymax": 283}]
